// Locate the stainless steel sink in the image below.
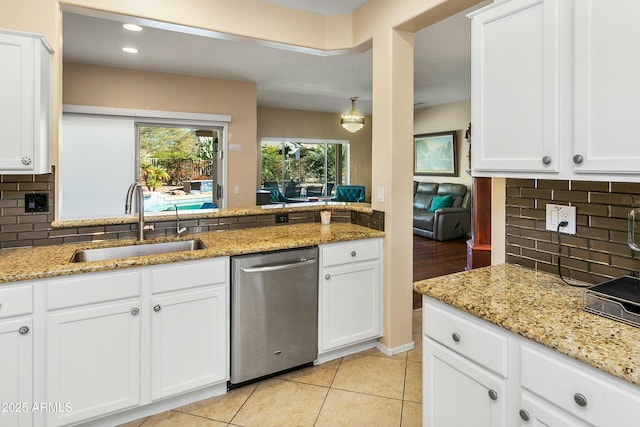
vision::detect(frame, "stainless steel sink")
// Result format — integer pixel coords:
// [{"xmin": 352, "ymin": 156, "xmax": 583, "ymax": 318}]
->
[{"xmin": 70, "ymin": 239, "xmax": 207, "ymax": 263}]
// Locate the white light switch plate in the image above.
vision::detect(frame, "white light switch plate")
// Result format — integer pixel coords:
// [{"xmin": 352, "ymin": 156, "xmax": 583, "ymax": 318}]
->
[
  {"xmin": 545, "ymin": 204, "xmax": 576, "ymax": 234},
  {"xmin": 377, "ymin": 186, "xmax": 384, "ymax": 202}
]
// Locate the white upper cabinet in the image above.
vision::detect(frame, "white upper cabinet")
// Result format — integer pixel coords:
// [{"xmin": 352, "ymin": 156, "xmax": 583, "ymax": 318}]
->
[
  {"xmin": 0, "ymin": 29, "xmax": 52, "ymax": 174},
  {"xmin": 572, "ymin": 0, "xmax": 640, "ymax": 175},
  {"xmin": 470, "ymin": 0, "xmax": 640, "ymax": 181},
  {"xmin": 470, "ymin": 0, "xmax": 566, "ymax": 174}
]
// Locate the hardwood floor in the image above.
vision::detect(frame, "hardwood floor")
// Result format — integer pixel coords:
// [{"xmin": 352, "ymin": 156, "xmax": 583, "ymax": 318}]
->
[{"xmin": 413, "ymin": 234, "xmax": 468, "ymax": 309}]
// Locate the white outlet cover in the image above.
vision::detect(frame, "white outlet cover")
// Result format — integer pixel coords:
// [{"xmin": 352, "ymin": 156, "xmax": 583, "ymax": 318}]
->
[{"xmin": 545, "ymin": 204, "xmax": 576, "ymax": 234}]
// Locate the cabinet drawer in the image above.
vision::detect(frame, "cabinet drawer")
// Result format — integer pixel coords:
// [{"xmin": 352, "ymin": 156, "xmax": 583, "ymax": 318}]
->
[
  {"xmin": 424, "ymin": 300, "xmax": 507, "ymax": 377},
  {"xmin": 321, "ymin": 239, "xmax": 380, "ymax": 267},
  {"xmin": 0, "ymin": 285, "xmax": 32, "ymax": 318},
  {"xmin": 151, "ymin": 258, "xmax": 228, "ymax": 294},
  {"xmin": 521, "ymin": 344, "xmax": 640, "ymax": 426},
  {"xmin": 47, "ymin": 270, "xmax": 142, "ymax": 310}
]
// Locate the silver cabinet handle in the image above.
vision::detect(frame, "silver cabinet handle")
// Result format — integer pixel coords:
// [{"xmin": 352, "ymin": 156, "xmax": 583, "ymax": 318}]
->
[
  {"xmin": 573, "ymin": 393, "xmax": 587, "ymax": 407},
  {"xmin": 542, "ymin": 156, "xmax": 552, "ymax": 165},
  {"xmin": 325, "ymin": 274, "xmax": 331, "ymax": 280},
  {"xmin": 488, "ymin": 389, "xmax": 498, "ymax": 400},
  {"xmin": 241, "ymin": 257, "xmax": 316, "ymax": 273},
  {"xmin": 21, "ymin": 157, "xmax": 32, "ymax": 166},
  {"xmin": 130, "ymin": 307, "xmax": 139, "ymax": 316},
  {"xmin": 519, "ymin": 409, "xmax": 530, "ymax": 421},
  {"xmin": 452, "ymin": 332, "xmax": 461, "ymax": 343},
  {"xmin": 19, "ymin": 326, "xmax": 30, "ymax": 335},
  {"xmin": 573, "ymin": 154, "xmax": 584, "ymax": 164},
  {"xmin": 351, "ymin": 251, "xmax": 356, "ymax": 257},
  {"xmin": 153, "ymin": 304, "xmax": 161, "ymax": 312}
]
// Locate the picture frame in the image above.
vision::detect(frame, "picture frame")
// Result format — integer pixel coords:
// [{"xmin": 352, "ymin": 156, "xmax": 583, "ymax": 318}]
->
[{"xmin": 413, "ymin": 130, "xmax": 458, "ymax": 176}]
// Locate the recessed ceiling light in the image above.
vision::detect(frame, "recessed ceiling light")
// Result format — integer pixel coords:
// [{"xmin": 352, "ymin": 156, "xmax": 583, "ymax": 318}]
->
[
  {"xmin": 122, "ymin": 47, "xmax": 139, "ymax": 54},
  {"xmin": 123, "ymin": 23, "xmax": 143, "ymax": 32}
]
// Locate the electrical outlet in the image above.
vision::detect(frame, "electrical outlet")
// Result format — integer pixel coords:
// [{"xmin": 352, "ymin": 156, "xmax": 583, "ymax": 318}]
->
[
  {"xmin": 545, "ymin": 204, "xmax": 576, "ymax": 234},
  {"xmin": 275, "ymin": 213, "xmax": 289, "ymax": 224}
]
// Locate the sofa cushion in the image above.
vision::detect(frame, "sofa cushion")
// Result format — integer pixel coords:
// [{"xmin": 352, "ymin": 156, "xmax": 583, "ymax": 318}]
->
[
  {"xmin": 437, "ymin": 183, "xmax": 467, "ymax": 208},
  {"xmin": 428, "ymin": 194, "xmax": 454, "ymax": 212},
  {"xmin": 413, "ymin": 182, "xmax": 439, "ymax": 210},
  {"xmin": 413, "ymin": 210, "xmax": 435, "ymax": 230}
]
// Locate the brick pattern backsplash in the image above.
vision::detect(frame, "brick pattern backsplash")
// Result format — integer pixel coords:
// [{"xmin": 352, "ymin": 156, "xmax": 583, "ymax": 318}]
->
[
  {"xmin": 0, "ymin": 173, "xmax": 383, "ymax": 249},
  {"xmin": 506, "ymin": 179, "xmax": 640, "ymax": 284}
]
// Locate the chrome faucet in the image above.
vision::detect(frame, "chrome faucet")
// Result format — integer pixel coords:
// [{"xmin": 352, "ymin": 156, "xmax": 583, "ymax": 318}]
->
[
  {"xmin": 174, "ymin": 204, "xmax": 187, "ymax": 237},
  {"xmin": 125, "ymin": 182, "xmax": 150, "ymax": 241}
]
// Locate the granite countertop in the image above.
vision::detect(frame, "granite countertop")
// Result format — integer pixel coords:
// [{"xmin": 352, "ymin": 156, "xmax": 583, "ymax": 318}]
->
[
  {"xmin": 51, "ymin": 202, "xmax": 373, "ymax": 228},
  {"xmin": 0, "ymin": 222, "xmax": 383, "ymax": 283},
  {"xmin": 413, "ymin": 263, "xmax": 640, "ymax": 386}
]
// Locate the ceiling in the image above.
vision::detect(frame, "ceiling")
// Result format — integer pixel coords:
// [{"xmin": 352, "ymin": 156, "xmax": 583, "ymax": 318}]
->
[{"xmin": 62, "ymin": 1, "xmax": 488, "ymax": 116}]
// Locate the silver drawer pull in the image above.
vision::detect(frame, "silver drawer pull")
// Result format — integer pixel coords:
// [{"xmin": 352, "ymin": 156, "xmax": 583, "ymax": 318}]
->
[
  {"xmin": 542, "ymin": 155, "xmax": 551, "ymax": 165},
  {"xmin": 452, "ymin": 332, "xmax": 461, "ymax": 343},
  {"xmin": 351, "ymin": 251, "xmax": 356, "ymax": 257},
  {"xmin": 573, "ymin": 393, "xmax": 587, "ymax": 407},
  {"xmin": 519, "ymin": 409, "xmax": 530, "ymax": 421},
  {"xmin": 153, "ymin": 304, "xmax": 161, "ymax": 312},
  {"xmin": 19, "ymin": 326, "xmax": 30, "ymax": 335},
  {"xmin": 573, "ymin": 154, "xmax": 584, "ymax": 164},
  {"xmin": 130, "ymin": 307, "xmax": 139, "ymax": 316},
  {"xmin": 488, "ymin": 389, "xmax": 498, "ymax": 400},
  {"xmin": 325, "ymin": 274, "xmax": 331, "ymax": 280}
]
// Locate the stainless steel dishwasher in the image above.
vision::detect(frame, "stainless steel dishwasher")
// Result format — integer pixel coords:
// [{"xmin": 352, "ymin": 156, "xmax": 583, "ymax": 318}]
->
[{"xmin": 230, "ymin": 247, "xmax": 318, "ymax": 386}]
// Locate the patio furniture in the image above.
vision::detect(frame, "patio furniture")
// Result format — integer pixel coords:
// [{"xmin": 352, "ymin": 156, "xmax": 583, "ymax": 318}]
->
[{"xmin": 332, "ymin": 185, "xmax": 365, "ymax": 202}]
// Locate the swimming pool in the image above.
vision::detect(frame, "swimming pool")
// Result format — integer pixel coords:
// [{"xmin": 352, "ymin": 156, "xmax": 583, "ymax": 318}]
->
[{"xmin": 144, "ymin": 193, "xmax": 216, "ymax": 212}]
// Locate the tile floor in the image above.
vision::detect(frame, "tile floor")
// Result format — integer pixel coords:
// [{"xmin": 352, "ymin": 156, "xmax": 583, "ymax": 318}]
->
[{"xmin": 120, "ymin": 309, "xmax": 423, "ymax": 427}]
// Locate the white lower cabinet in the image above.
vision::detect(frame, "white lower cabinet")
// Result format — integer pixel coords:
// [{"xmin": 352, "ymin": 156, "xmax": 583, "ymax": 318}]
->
[
  {"xmin": 150, "ymin": 260, "xmax": 228, "ymax": 400},
  {"xmin": 46, "ymin": 300, "xmax": 142, "ymax": 426},
  {"xmin": 0, "ymin": 284, "xmax": 34, "ymax": 427},
  {"xmin": 318, "ymin": 238, "xmax": 382, "ymax": 354},
  {"xmin": 423, "ymin": 297, "xmax": 640, "ymax": 427},
  {"xmin": 44, "ymin": 258, "xmax": 229, "ymax": 426},
  {"xmin": 424, "ymin": 338, "xmax": 507, "ymax": 426}
]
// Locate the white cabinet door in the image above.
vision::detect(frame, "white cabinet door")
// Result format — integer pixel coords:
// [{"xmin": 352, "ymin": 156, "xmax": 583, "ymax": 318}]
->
[
  {"xmin": 46, "ymin": 300, "xmax": 141, "ymax": 426},
  {"xmin": 150, "ymin": 286, "xmax": 228, "ymax": 400},
  {"xmin": 572, "ymin": 1, "xmax": 640, "ymax": 175},
  {"xmin": 0, "ymin": 318, "xmax": 32, "ymax": 427},
  {"xmin": 320, "ymin": 259, "xmax": 381, "ymax": 353},
  {"xmin": 0, "ymin": 30, "xmax": 51, "ymax": 174},
  {"xmin": 471, "ymin": 0, "xmax": 565, "ymax": 175},
  {"xmin": 424, "ymin": 338, "xmax": 507, "ymax": 427}
]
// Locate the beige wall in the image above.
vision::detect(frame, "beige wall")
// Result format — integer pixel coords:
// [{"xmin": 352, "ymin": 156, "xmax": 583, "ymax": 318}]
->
[
  {"xmin": 413, "ymin": 99, "xmax": 473, "ymax": 187},
  {"xmin": 257, "ymin": 107, "xmax": 372, "ymax": 201},
  {"xmin": 63, "ymin": 62, "xmax": 257, "ymax": 208}
]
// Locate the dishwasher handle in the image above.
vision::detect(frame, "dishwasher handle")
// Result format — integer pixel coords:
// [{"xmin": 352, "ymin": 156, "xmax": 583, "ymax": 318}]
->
[{"xmin": 240, "ymin": 257, "xmax": 317, "ymax": 273}]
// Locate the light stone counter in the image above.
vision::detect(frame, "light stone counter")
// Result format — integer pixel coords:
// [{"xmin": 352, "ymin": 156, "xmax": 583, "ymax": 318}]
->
[
  {"xmin": 413, "ymin": 263, "xmax": 640, "ymax": 386},
  {"xmin": 0, "ymin": 222, "xmax": 383, "ymax": 283},
  {"xmin": 51, "ymin": 202, "xmax": 373, "ymax": 228}
]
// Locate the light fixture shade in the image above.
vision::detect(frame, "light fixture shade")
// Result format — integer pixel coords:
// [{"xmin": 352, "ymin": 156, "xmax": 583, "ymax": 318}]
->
[{"xmin": 341, "ymin": 97, "xmax": 365, "ymax": 133}]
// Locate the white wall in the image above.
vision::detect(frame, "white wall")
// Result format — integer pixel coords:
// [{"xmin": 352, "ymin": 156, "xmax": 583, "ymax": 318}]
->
[{"xmin": 413, "ymin": 99, "xmax": 472, "ymax": 187}]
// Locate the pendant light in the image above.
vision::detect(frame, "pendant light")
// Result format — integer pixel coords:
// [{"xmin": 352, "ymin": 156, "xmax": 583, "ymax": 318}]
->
[{"xmin": 340, "ymin": 97, "xmax": 365, "ymax": 133}]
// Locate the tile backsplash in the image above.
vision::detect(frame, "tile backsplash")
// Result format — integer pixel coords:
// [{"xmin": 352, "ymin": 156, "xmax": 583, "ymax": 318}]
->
[
  {"xmin": 506, "ymin": 179, "xmax": 640, "ymax": 284},
  {"xmin": 0, "ymin": 173, "xmax": 384, "ymax": 249}
]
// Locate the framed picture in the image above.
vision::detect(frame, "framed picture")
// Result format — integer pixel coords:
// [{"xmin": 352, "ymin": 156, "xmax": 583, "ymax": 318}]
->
[{"xmin": 413, "ymin": 131, "xmax": 458, "ymax": 176}]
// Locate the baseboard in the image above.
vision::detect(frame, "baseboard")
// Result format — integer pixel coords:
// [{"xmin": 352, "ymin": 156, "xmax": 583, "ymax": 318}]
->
[
  {"xmin": 314, "ymin": 340, "xmax": 378, "ymax": 364},
  {"xmin": 375, "ymin": 340, "xmax": 415, "ymax": 356}
]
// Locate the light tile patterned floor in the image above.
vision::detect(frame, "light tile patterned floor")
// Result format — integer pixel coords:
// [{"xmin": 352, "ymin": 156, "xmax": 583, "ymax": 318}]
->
[{"xmin": 120, "ymin": 309, "xmax": 423, "ymax": 427}]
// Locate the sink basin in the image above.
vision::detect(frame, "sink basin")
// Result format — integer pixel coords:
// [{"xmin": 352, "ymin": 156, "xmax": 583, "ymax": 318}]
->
[{"xmin": 70, "ymin": 239, "xmax": 207, "ymax": 263}]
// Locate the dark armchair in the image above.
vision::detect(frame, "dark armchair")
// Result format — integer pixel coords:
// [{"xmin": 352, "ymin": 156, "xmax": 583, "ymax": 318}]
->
[
  {"xmin": 413, "ymin": 182, "xmax": 470, "ymax": 241},
  {"xmin": 332, "ymin": 185, "xmax": 365, "ymax": 202}
]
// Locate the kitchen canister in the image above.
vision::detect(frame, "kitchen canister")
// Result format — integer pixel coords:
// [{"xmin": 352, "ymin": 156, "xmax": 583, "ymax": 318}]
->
[{"xmin": 320, "ymin": 210, "xmax": 331, "ymax": 225}]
